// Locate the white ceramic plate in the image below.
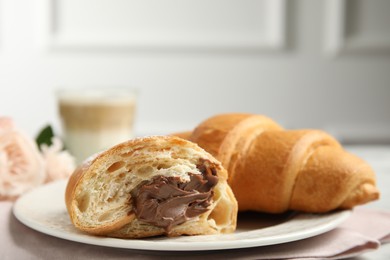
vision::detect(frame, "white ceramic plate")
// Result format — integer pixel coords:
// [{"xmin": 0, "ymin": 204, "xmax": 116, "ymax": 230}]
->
[{"xmin": 13, "ymin": 180, "xmax": 351, "ymax": 251}]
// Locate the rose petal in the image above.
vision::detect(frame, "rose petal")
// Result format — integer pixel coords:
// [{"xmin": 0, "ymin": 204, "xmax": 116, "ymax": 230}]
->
[{"xmin": 0, "ymin": 125, "xmax": 45, "ymax": 200}]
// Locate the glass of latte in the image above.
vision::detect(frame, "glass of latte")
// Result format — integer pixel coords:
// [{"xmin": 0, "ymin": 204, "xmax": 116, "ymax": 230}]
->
[{"xmin": 57, "ymin": 87, "xmax": 137, "ymax": 164}]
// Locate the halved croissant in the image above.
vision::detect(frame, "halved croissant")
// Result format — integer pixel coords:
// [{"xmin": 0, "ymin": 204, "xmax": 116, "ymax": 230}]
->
[
  {"xmin": 181, "ymin": 113, "xmax": 380, "ymax": 213},
  {"xmin": 65, "ymin": 136, "xmax": 237, "ymax": 238}
]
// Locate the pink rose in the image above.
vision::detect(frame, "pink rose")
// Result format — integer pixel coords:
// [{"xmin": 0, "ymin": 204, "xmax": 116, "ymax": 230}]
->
[
  {"xmin": 0, "ymin": 117, "xmax": 45, "ymax": 200},
  {"xmin": 40, "ymin": 137, "xmax": 75, "ymax": 183}
]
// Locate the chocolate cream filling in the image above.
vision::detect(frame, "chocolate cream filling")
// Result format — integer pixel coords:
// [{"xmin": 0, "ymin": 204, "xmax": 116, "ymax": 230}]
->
[{"xmin": 131, "ymin": 162, "xmax": 218, "ymax": 233}]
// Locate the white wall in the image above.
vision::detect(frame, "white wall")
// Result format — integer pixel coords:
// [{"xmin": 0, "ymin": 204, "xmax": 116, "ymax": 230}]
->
[{"xmin": 1, "ymin": 0, "xmax": 390, "ymax": 143}]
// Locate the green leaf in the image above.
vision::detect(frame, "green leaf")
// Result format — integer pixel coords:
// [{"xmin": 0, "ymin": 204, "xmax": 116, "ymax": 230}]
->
[{"xmin": 36, "ymin": 125, "xmax": 55, "ymax": 150}]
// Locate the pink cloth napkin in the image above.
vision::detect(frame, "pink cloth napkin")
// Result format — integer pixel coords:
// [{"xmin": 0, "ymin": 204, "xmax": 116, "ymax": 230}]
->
[{"xmin": 1, "ymin": 201, "xmax": 389, "ymax": 260}]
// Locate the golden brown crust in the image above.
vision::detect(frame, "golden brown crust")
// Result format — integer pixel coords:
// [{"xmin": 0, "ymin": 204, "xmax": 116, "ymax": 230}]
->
[
  {"xmin": 186, "ymin": 113, "xmax": 380, "ymax": 213},
  {"xmin": 170, "ymin": 131, "xmax": 192, "ymax": 140},
  {"xmin": 190, "ymin": 113, "xmax": 255, "ymax": 157}
]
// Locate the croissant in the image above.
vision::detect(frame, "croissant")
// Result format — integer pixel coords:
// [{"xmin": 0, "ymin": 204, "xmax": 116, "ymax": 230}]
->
[
  {"xmin": 179, "ymin": 113, "xmax": 380, "ymax": 213},
  {"xmin": 65, "ymin": 135, "xmax": 237, "ymax": 238}
]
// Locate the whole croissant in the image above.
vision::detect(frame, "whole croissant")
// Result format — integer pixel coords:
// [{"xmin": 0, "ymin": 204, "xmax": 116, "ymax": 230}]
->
[{"xmin": 178, "ymin": 113, "xmax": 380, "ymax": 213}]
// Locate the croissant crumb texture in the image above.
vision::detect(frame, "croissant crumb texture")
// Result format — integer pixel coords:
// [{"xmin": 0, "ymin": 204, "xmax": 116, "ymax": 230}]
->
[{"xmin": 65, "ymin": 136, "xmax": 238, "ymax": 238}]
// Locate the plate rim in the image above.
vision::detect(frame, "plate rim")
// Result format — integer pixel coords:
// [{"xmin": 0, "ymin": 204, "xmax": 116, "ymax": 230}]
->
[{"xmin": 13, "ymin": 180, "xmax": 352, "ymax": 251}]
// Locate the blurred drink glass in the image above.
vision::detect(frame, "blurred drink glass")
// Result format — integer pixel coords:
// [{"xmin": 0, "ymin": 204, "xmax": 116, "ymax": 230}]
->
[{"xmin": 57, "ymin": 87, "xmax": 137, "ymax": 164}]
